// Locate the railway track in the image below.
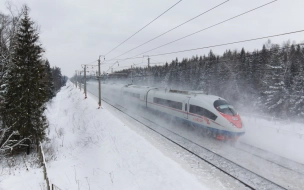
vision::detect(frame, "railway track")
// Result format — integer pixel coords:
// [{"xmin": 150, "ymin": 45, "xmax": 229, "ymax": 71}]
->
[
  {"xmin": 146, "ymin": 105, "xmax": 304, "ymax": 183},
  {"xmin": 85, "ymin": 83, "xmax": 303, "ymax": 189},
  {"xmin": 233, "ymin": 141, "xmax": 304, "ymax": 177},
  {"xmin": 99, "ymin": 97, "xmax": 287, "ymax": 190}
]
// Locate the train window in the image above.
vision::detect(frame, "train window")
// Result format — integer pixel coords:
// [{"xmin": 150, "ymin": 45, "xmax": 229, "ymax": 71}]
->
[
  {"xmin": 213, "ymin": 100, "xmax": 236, "ymax": 116},
  {"xmin": 153, "ymin": 97, "xmax": 182, "ymax": 110},
  {"xmin": 185, "ymin": 104, "xmax": 187, "ymax": 112},
  {"xmin": 124, "ymin": 91, "xmax": 140, "ymax": 99},
  {"xmin": 190, "ymin": 105, "xmax": 217, "ymax": 120}
]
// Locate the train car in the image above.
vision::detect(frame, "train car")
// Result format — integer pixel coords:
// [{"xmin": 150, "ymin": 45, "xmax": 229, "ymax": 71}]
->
[{"xmin": 101, "ymin": 83, "xmax": 245, "ymax": 140}]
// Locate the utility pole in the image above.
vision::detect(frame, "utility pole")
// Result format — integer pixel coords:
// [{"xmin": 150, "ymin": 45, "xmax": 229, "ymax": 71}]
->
[
  {"xmin": 143, "ymin": 55, "xmax": 151, "ymax": 85},
  {"xmin": 75, "ymin": 71, "xmax": 78, "ymax": 88},
  {"xmin": 98, "ymin": 55, "xmax": 105, "ymax": 108},
  {"xmin": 79, "ymin": 71, "xmax": 82, "ymax": 91},
  {"xmin": 147, "ymin": 56, "xmax": 150, "ymax": 86},
  {"xmin": 81, "ymin": 63, "xmax": 98, "ymax": 99},
  {"xmin": 84, "ymin": 66, "xmax": 87, "ymax": 99},
  {"xmin": 131, "ymin": 63, "xmax": 136, "ymax": 84},
  {"xmin": 131, "ymin": 65, "xmax": 133, "ymax": 84},
  {"xmin": 98, "ymin": 57, "xmax": 101, "ymax": 108}
]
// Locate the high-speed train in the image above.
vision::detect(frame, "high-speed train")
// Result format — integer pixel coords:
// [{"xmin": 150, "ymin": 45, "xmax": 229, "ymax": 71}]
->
[{"xmin": 101, "ymin": 83, "xmax": 245, "ymax": 140}]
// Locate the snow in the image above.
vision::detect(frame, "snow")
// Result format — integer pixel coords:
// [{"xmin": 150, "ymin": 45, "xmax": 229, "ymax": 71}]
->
[
  {"xmin": 2, "ymin": 80, "xmax": 304, "ymax": 189},
  {"xmin": 43, "ymin": 81, "xmax": 210, "ymax": 190},
  {"xmin": 0, "ymin": 153, "xmax": 46, "ymax": 190},
  {"xmin": 0, "ymin": 169, "xmax": 45, "ymax": 190},
  {"xmin": 240, "ymin": 115, "xmax": 304, "ymax": 164}
]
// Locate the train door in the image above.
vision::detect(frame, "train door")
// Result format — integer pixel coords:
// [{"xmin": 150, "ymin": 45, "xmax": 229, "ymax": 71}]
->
[
  {"xmin": 183, "ymin": 97, "xmax": 190, "ymax": 119},
  {"xmin": 146, "ymin": 88, "xmax": 156, "ymax": 108}
]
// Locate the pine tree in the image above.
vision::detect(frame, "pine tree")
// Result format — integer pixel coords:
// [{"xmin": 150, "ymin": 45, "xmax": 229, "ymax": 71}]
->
[
  {"xmin": 45, "ymin": 60, "xmax": 55, "ymax": 100},
  {"xmin": 52, "ymin": 66, "xmax": 63, "ymax": 92},
  {"xmin": 289, "ymin": 45, "xmax": 304, "ymax": 117},
  {"xmin": 196, "ymin": 58, "xmax": 208, "ymax": 92},
  {"xmin": 207, "ymin": 50, "xmax": 219, "ymax": 95},
  {"xmin": 1, "ymin": 6, "xmax": 48, "ymax": 149},
  {"xmin": 254, "ymin": 45, "xmax": 269, "ymax": 109},
  {"xmin": 262, "ymin": 44, "xmax": 287, "ymax": 117}
]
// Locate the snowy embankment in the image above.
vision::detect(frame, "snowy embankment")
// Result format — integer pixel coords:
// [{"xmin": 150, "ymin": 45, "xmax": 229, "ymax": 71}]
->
[{"xmin": 43, "ymin": 81, "xmax": 209, "ymax": 190}]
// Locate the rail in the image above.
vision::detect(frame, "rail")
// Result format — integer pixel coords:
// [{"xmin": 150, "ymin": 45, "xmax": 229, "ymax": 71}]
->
[{"xmin": 99, "ymin": 96, "xmax": 287, "ymax": 189}]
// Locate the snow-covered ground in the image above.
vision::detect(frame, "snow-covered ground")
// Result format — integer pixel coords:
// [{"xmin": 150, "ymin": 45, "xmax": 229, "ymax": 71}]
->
[
  {"xmin": 240, "ymin": 115, "xmax": 304, "ymax": 164},
  {"xmin": 1, "ymin": 81, "xmax": 245, "ymax": 190},
  {"xmin": 87, "ymin": 81, "xmax": 304, "ymax": 166},
  {"xmin": 42, "ymin": 82, "xmax": 215, "ymax": 190},
  {"xmin": 0, "ymin": 152, "xmax": 45, "ymax": 189},
  {"xmin": 0, "ymin": 165, "xmax": 45, "ymax": 190},
  {"xmin": 2, "ymin": 81, "xmax": 304, "ymax": 189}
]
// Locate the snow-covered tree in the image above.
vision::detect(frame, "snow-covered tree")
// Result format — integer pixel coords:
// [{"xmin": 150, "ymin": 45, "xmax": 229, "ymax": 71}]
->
[
  {"xmin": 0, "ymin": 8, "xmax": 23, "ymax": 104},
  {"xmin": 45, "ymin": 59, "xmax": 55, "ymax": 100},
  {"xmin": 160, "ymin": 63, "xmax": 170, "ymax": 88},
  {"xmin": 288, "ymin": 44, "xmax": 304, "ymax": 117},
  {"xmin": 262, "ymin": 44, "xmax": 287, "ymax": 117},
  {"xmin": 52, "ymin": 66, "xmax": 63, "ymax": 93},
  {"xmin": 196, "ymin": 58, "xmax": 208, "ymax": 91},
  {"xmin": 1, "ymin": 6, "xmax": 48, "ymax": 150}
]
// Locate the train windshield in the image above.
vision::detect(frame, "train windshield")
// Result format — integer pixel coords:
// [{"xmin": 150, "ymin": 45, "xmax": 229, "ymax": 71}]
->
[{"xmin": 213, "ymin": 100, "xmax": 237, "ymax": 116}]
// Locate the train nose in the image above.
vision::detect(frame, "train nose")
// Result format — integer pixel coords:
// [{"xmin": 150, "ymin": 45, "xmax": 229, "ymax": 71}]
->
[
  {"xmin": 230, "ymin": 115, "xmax": 242, "ymax": 128},
  {"xmin": 220, "ymin": 113, "xmax": 242, "ymax": 128}
]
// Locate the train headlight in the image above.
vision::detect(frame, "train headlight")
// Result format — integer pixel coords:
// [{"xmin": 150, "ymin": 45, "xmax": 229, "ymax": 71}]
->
[{"xmin": 232, "ymin": 117, "xmax": 238, "ymax": 121}]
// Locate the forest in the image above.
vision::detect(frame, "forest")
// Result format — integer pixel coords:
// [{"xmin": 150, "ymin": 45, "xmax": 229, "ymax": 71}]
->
[
  {"xmin": 0, "ymin": 5, "xmax": 67, "ymax": 154},
  {"xmin": 99, "ymin": 40, "xmax": 304, "ymax": 120}
]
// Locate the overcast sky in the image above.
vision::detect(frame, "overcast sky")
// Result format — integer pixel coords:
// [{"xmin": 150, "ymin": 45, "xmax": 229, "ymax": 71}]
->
[{"xmin": 1, "ymin": 0, "xmax": 304, "ymax": 77}]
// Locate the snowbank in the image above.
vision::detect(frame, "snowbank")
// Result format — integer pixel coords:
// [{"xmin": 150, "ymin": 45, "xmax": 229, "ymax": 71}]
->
[
  {"xmin": 0, "ymin": 152, "xmax": 45, "ymax": 190},
  {"xmin": 44, "ymin": 81, "xmax": 210, "ymax": 190}
]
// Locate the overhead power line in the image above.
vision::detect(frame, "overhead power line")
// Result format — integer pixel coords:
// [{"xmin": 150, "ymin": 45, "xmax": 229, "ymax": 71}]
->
[
  {"xmin": 105, "ymin": 62, "xmax": 119, "ymax": 73},
  {"xmin": 103, "ymin": 29, "xmax": 304, "ymax": 64},
  {"xmin": 147, "ymin": 30, "xmax": 304, "ymax": 57},
  {"xmin": 133, "ymin": 0, "xmax": 279, "ymax": 57},
  {"xmin": 104, "ymin": 0, "xmax": 183, "ymax": 57},
  {"xmin": 112, "ymin": 43, "xmax": 304, "ymax": 79},
  {"xmin": 85, "ymin": 60, "xmax": 98, "ymax": 64},
  {"xmin": 106, "ymin": 0, "xmax": 230, "ymax": 61}
]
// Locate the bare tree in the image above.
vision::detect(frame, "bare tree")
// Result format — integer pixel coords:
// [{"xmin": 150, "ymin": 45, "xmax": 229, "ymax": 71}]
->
[
  {"xmin": 0, "ymin": 2, "xmax": 23, "ymax": 78},
  {"xmin": 0, "ymin": 127, "xmax": 31, "ymax": 155},
  {"xmin": 0, "ymin": 3, "xmax": 28, "ymax": 156}
]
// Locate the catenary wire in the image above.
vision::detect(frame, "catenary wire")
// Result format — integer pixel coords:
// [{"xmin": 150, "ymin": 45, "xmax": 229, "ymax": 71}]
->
[
  {"xmin": 106, "ymin": 0, "xmax": 230, "ymax": 62},
  {"xmin": 147, "ymin": 30, "xmax": 304, "ymax": 57},
  {"xmin": 102, "ymin": 30, "xmax": 304, "ymax": 67},
  {"xmin": 132, "ymin": 0, "xmax": 279, "ymax": 58},
  {"xmin": 85, "ymin": 60, "xmax": 98, "ymax": 65},
  {"xmin": 101, "ymin": 0, "xmax": 279, "ymax": 65},
  {"xmin": 104, "ymin": 0, "xmax": 183, "ymax": 57}
]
